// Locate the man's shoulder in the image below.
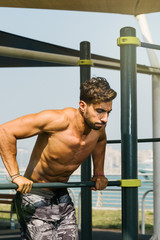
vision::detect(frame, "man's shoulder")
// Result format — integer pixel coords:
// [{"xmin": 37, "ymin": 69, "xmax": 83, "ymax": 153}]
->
[
  {"xmin": 45, "ymin": 107, "xmax": 76, "ymax": 118},
  {"xmin": 63, "ymin": 107, "xmax": 77, "ymax": 114},
  {"xmin": 39, "ymin": 108, "xmax": 76, "ymax": 131},
  {"xmin": 39, "ymin": 108, "xmax": 75, "ymax": 117}
]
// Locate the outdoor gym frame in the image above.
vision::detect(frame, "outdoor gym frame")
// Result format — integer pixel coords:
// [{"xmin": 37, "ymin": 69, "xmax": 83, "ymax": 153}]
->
[
  {"xmin": 117, "ymin": 26, "xmax": 160, "ymax": 240},
  {"xmin": 0, "ymin": 26, "xmax": 159, "ymax": 240}
]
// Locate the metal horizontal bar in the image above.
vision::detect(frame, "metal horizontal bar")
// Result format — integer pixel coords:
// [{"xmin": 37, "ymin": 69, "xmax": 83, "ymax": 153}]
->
[
  {"xmin": 0, "ymin": 200, "xmax": 12, "ymax": 204},
  {"xmin": 92, "ymin": 58, "xmax": 120, "ymax": 70},
  {"xmin": 0, "ymin": 210, "xmax": 12, "ymax": 213},
  {"xmin": 94, "ymin": 59, "xmax": 160, "ymax": 75},
  {"xmin": 0, "ymin": 181, "xmax": 121, "ymax": 190},
  {"xmin": 107, "ymin": 137, "xmax": 160, "ymax": 144},
  {"xmin": 0, "ymin": 46, "xmax": 160, "ymax": 75},
  {"xmin": 0, "ymin": 46, "xmax": 121, "ymax": 70},
  {"xmin": 137, "ymin": 64, "xmax": 160, "ymax": 75},
  {"xmin": 141, "ymin": 42, "xmax": 160, "ymax": 51},
  {"xmin": 138, "ymin": 138, "xmax": 160, "ymax": 143},
  {"xmin": 107, "ymin": 140, "xmax": 121, "ymax": 144},
  {"xmin": 108, "ymin": 181, "xmax": 121, "ymax": 186},
  {"xmin": 0, "ymin": 46, "xmax": 79, "ymax": 66},
  {"xmin": 0, "ymin": 194, "xmax": 15, "ymax": 199}
]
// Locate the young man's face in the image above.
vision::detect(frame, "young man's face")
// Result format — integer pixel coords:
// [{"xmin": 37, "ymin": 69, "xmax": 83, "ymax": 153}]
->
[{"xmin": 79, "ymin": 101, "xmax": 112, "ymax": 130}]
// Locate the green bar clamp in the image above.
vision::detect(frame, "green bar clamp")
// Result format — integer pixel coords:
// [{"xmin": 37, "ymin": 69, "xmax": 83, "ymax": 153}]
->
[
  {"xmin": 119, "ymin": 179, "xmax": 141, "ymax": 187},
  {"xmin": 117, "ymin": 36, "xmax": 141, "ymax": 46},
  {"xmin": 78, "ymin": 59, "xmax": 93, "ymax": 66}
]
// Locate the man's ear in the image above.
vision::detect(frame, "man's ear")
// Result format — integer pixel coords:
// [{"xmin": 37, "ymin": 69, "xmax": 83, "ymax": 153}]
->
[{"xmin": 79, "ymin": 100, "xmax": 87, "ymax": 113}]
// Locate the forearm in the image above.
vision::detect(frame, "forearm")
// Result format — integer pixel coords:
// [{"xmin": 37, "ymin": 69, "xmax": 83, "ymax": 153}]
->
[
  {"xmin": 0, "ymin": 126, "xmax": 33, "ymax": 193},
  {"xmin": 91, "ymin": 146, "xmax": 108, "ymax": 190},
  {"xmin": 0, "ymin": 126, "xmax": 19, "ymax": 176},
  {"xmin": 91, "ymin": 133, "xmax": 108, "ymax": 190},
  {"xmin": 92, "ymin": 154, "xmax": 105, "ymax": 175}
]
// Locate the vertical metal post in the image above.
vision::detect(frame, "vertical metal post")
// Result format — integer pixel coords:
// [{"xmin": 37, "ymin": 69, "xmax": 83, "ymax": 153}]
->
[
  {"xmin": 136, "ymin": 15, "xmax": 160, "ymax": 240},
  {"xmin": 120, "ymin": 27, "xmax": 138, "ymax": 240},
  {"xmin": 80, "ymin": 41, "xmax": 92, "ymax": 240}
]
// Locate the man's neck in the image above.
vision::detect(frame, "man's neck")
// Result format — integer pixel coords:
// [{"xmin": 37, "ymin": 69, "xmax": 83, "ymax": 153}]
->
[{"xmin": 75, "ymin": 109, "xmax": 91, "ymax": 136}]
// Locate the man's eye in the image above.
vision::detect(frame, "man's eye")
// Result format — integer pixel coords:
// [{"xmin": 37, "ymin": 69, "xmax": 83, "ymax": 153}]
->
[{"xmin": 96, "ymin": 110, "xmax": 103, "ymax": 113}]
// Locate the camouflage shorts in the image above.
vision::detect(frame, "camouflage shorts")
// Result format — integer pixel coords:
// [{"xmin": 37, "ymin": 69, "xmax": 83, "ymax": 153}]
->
[{"xmin": 14, "ymin": 188, "xmax": 78, "ymax": 240}]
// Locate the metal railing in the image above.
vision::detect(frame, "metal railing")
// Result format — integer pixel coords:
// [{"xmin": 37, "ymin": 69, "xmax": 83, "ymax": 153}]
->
[
  {"xmin": 141, "ymin": 189, "xmax": 153, "ymax": 234},
  {"xmin": 0, "ymin": 174, "xmax": 154, "ymax": 233}
]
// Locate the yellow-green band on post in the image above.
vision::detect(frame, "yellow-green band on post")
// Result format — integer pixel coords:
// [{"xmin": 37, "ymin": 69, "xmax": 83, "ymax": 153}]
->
[
  {"xmin": 78, "ymin": 59, "xmax": 93, "ymax": 66},
  {"xmin": 117, "ymin": 37, "xmax": 141, "ymax": 46},
  {"xmin": 119, "ymin": 179, "xmax": 141, "ymax": 187}
]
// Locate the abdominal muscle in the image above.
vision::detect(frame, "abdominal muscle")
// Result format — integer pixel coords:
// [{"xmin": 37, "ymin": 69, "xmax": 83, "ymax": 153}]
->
[
  {"xmin": 24, "ymin": 118, "xmax": 100, "ymax": 187},
  {"xmin": 24, "ymin": 151, "xmax": 82, "ymax": 184},
  {"xmin": 28, "ymin": 157, "xmax": 80, "ymax": 183},
  {"xmin": 24, "ymin": 134, "xmax": 97, "ymax": 185}
]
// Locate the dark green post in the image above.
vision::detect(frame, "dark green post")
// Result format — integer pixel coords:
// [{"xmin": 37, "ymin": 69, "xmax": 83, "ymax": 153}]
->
[
  {"xmin": 80, "ymin": 41, "xmax": 92, "ymax": 240},
  {"xmin": 119, "ymin": 27, "xmax": 138, "ymax": 240}
]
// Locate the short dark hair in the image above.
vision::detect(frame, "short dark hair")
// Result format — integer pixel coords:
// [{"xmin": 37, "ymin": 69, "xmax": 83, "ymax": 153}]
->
[{"xmin": 80, "ymin": 77, "xmax": 117, "ymax": 104}]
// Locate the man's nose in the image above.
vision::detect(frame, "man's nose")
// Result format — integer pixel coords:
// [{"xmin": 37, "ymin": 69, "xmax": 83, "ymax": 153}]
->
[{"xmin": 101, "ymin": 113, "xmax": 108, "ymax": 123}]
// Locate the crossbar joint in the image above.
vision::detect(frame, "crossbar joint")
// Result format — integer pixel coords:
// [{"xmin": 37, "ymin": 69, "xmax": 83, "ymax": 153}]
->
[
  {"xmin": 78, "ymin": 59, "xmax": 93, "ymax": 66},
  {"xmin": 119, "ymin": 179, "xmax": 141, "ymax": 187},
  {"xmin": 117, "ymin": 37, "xmax": 141, "ymax": 46}
]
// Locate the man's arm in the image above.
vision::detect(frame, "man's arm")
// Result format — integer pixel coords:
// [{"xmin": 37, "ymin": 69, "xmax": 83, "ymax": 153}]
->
[
  {"xmin": 0, "ymin": 110, "xmax": 67, "ymax": 193},
  {"xmin": 91, "ymin": 129, "xmax": 108, "ymax": 190}
]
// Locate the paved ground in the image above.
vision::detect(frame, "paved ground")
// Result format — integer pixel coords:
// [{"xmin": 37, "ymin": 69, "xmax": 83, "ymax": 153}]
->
[{"xmin": 0, "ymin": 221, "xmax": 152, "ymax": 240}]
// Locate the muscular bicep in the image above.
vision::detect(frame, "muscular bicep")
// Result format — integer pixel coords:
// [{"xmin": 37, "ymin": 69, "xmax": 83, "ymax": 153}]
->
[{"xmin": 92, "ymin": 130, "xmax": 107, "ymax": 158}]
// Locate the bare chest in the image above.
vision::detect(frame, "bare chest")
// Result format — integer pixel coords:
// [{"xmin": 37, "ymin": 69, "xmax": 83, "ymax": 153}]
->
[{"xmin": 47, "ymin": 130, "xmax": 99, "ymax": 163}]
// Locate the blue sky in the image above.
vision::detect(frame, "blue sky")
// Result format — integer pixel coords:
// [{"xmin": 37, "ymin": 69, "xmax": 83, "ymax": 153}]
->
[{"xmin": 0, "ymin": 7, "xmax": 159, "ymax": 152}]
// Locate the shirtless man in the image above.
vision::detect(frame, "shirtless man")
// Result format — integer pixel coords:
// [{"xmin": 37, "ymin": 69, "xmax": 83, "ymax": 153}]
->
[{"xmin": 0, "ymin": 77, "xmax": 117, "ymax": 240}]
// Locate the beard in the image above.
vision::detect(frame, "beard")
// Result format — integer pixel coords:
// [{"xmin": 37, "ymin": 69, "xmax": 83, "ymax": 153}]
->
[{"xmin": 84, "ymin": 117, "xmax": 104, "ymax": 130}]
